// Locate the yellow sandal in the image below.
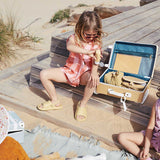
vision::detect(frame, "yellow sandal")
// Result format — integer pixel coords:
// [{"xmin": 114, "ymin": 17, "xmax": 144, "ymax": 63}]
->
[
  {"xmin": 75, "ymin": 101, "xmax": 87, "ymax": 122},
  {"xmin": 37, "ymin": 100, "xmax": 62, "ymax": 111}
]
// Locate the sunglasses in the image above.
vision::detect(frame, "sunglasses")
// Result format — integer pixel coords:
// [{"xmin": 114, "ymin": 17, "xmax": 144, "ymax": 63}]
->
[{"xmin": 84, "ymin": 33, "xmax": 98, "ymax": 39}]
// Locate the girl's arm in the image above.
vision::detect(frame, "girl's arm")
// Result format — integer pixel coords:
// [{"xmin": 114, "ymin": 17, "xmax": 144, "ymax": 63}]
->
[
  {"xmin": 89, "ymin": 52, "xmax": 102, "ymax": 87},
  {"xmin": 140, "ymin": 103, "xmax": 156, "ymax": 159},
  {"xmin": 90, "ymin": 63, "xmax": 99, "ymax": 88},
  {"xmin": 66, "ymin": 35, "xmax": 95, "ymax": 56}
]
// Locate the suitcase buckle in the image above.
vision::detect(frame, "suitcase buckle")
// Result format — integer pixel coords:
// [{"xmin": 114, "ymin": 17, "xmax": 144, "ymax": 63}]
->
[{"xmin": 108, "ymin": 89, "xmax": 131, "ymax": 111}]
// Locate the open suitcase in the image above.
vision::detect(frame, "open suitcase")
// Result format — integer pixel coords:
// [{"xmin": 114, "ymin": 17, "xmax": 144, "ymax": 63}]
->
[{"xmin": 96, "ymin": 41, "xmax": 158, "ymax": 110}]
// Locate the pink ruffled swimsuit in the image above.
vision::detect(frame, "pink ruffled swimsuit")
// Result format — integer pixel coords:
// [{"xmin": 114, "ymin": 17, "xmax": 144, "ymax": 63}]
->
[
  {"xmin": 151, "ymin": 99, "xmax": 160, "ymax": 152},
  {"xmin": 61, "ymin": 34, "xmax": 100, "ymax": 87},
  {"xmin": 142, "ymin": 99, "xmax": 160, "ymax": 152}
]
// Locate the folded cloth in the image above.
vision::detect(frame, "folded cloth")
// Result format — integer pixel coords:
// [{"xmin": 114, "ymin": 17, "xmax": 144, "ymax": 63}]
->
[
  {"xmin": 121, "ymin": 81, "xmax": 145, "ymax": 91},
  {"xmin": 122, "ymin": 76, "xmax": 146, "ymax": 84},
  {"xmin": 0, "ymin": 136, "xmax": 30, "ymax": 160},
  {"xmin": 0, "ymin": 104, "xmax": 8, "ymax": 145},
  {"xmin": 121, "ymin": 76, "xmax": 146, "ymax": 91},
  {"xmin": 34, "ymin": 152, "xmax": 64, "ymax": 160},
  {"xmin": 69, "ymin": 153, "xmax": 106, "ymax": 160}
]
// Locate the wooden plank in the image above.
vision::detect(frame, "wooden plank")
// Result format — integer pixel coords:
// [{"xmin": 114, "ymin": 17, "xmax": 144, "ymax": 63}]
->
[
  {"xmin": 32, "ymin": 55, "xmax": 67, "ymax": 69},
  {"xmin": 155, "ymin": 40, "xmax": 160, "ymax": 46},
  {"xmin": 152, "ymin": 70, "xmax": 160, "ymax": 86},
  {"xmin": 30, "ymin": 69, "xmax": 40, "ymax": 79},
  {"xmin": 32, "ymin": 57, "xmax": 51, "ymax": 68},
  {"xmin": 155, "ymin": 41, "xmax": 160, "ymax": 70},
  {"xmin": 50, "ymin": 37, "xmax": 69, "ymax": 57},
  {"xmin": 122, "ymin": 19, "xmax": 160, "ymax": 43},
  {"xmin": 102, "ymin": 5, "xmax": 160, "ymax": 38},
  {"xmin": 138, "ymin": 28, "xmax": 160, "ymax": 44},
  {"xmin": 122, "ymin": 25, "xmax": 160, "ymax": 73},
  {"xmin": 102, "ymin": 14, "xmax": 160, "ymax": 48},
  {"xmin": 53, "ymin": 30, "xmax": 74, "ymax": 39},
  {"xmin": 29, "ymin": 76, "xmax": 41, "ymax": 84},
  {"xmin": 102, "ymin": 0, "xmax": 160, "ymax": 27}
]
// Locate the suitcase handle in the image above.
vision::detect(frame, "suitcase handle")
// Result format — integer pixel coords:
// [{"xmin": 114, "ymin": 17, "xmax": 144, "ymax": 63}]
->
[
  {"xmin": 108, "ymin": 89, "xmax": 131, "ymax": 98},
  {"xmin": 108, "ymin": 89, "xmax": 131, "ymax": 111}
]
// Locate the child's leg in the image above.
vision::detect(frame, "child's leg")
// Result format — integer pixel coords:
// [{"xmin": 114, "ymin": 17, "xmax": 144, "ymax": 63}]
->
[
  {"xmin": 79, "ymin": 71, "xmax": 95, "ymax": 107},
  {"xmin": 40, "ymin": 68, "xmax": 68, "ymax": 104},
  {"xmin": 75, "ymin": 71, "xmax": 95, "ymax": 120},
  {"xmin": 118, "ymin": 131, "xmax": 144, "ymax": 158}
]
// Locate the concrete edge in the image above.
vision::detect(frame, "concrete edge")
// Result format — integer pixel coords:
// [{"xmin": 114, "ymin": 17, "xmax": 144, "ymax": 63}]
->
[{"xmin": 0, "ymin": 52, "xmax": 50, "ymax": 81}]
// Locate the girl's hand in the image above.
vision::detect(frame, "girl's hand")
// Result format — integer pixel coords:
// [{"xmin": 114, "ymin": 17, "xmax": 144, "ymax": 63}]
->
[
  {"xmin": 140, "ymin": 148, "xmax": 150, "ymax": 160},
  {"xmin": 88, "ymin": 72, "xmax": 99, "ymax": 88},
  {"xmin": 87, "ymin": 50, "xmax": 96, "ymax": 58},
  {"xmin": 87, "ymin": 50, "xmax": 103, "ymax": 60}
]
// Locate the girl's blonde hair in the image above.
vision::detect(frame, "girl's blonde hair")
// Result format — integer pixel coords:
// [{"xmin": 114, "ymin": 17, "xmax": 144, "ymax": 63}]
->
[
  {"xmin": 74, "ymin": 11, "xmax": 104, "ymax": 46},
  {"xmin": 156, "ymin": 86, "xmax": 160, "ymax": 98}
]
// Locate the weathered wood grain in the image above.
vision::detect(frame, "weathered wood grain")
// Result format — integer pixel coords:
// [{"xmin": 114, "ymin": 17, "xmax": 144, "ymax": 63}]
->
[{"xmin": 102, "ymin": 0, "xmax": 160, "ymax": 27}]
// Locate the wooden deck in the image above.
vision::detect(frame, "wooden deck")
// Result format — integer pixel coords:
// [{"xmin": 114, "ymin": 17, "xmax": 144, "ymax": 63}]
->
[{"xmin": 29, "ymin": 0, "xmax": 160, "ymax": 124}]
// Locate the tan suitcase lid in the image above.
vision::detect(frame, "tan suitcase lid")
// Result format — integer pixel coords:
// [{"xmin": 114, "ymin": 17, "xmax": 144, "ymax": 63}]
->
[{"xmin": 108, "ymin": 41, "xmax": 158, "ymax": 78}]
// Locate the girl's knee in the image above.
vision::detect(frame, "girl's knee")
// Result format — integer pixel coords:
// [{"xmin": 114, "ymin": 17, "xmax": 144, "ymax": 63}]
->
[
  {"xmin": 117, "ymin": 133, "xmax": 126, "ymax": 144},
  {"xmin": 40, "ymin": 70, "xmax": 47, "ymax": 80}
]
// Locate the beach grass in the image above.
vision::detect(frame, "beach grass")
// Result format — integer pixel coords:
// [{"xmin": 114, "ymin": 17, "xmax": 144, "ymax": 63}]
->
[
  {"xmin": 75, "ymin": 4, "xmax": 88, "ymax": 7},
  {"xmin": 49, "ymin": 1, "xmax": 128, "ymax": 24},
  {"xmin": 50, "ymin": 9, "xmax": 70, "ymax": 23},
  {"xmin": 0, "ymin": 15, "xmax": 12, "ymax": 60},
  {"xmin": 49, "ymin": 4, "xmax": 89, "ymax": 23},
  {"xmin": 0, "ymin": 12, "xmax": 42, "ymax": 64}
]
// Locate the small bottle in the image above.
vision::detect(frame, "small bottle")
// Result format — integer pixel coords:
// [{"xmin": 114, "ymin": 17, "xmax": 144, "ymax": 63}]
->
[
  {"xmin": 99, "ymin": 62, "xmax": 108, "ymax": 68},
  {"xmin": 95, "ymin": 50, "xmax": 101, "ymax": 65}
]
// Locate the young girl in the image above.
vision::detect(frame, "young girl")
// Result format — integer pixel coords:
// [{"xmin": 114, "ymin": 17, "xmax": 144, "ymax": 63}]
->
[
  {"xmin": 37, "ymin": 11, "xmax": 103, "ymax": 122},
  {"xmin": 118, "ymin": 87, "xmax": 160, "ymax": 160}
]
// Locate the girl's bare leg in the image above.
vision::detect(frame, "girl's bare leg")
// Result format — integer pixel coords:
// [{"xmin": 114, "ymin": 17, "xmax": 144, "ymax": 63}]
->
[
  {"xmin": 40, "ymin": 68, "xmax": 68, "ymax": 104},
  {"xmin": 77, "ymin": 71, "xmax": 95, "ymax": 119},
  {"xmin": 80, "ymin": 71, "xmax": 95, "ymax": 106},
  {"xmin": 118, "ymin": 132, "xmax": 145, "ymax": 158}
]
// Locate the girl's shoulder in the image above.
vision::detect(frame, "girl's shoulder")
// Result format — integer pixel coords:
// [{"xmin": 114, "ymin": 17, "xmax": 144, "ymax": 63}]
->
[
  {"xmin": 67, "ymin": 34, "xmax": 75, "ymax": 42},
  {"xmin": 68, "ymin": 34, "xmax": 75, "ymax": 39}
]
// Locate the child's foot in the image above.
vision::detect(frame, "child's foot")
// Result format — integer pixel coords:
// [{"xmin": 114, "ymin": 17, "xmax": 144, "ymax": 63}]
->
[
  {"xmin": 75, "ymin": 101, "xmax": 87, "ymax": 122},
  {"xmin": 37, "ymin": 100, "xmax": 62, "ymax": 111}
]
